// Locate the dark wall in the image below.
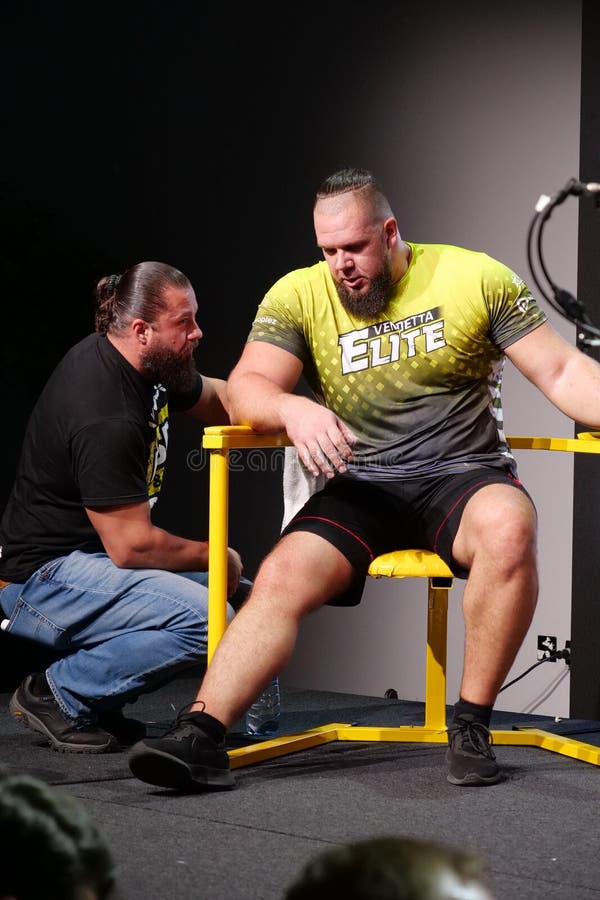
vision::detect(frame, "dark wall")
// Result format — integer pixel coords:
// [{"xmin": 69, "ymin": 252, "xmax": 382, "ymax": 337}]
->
[
  {"xmin": 1, "ymin": 3, "xmax": 415, "ymax": 578},
  {"xmin": 571, "ymin": 0, "xmax": 600, "ymax": 717}
]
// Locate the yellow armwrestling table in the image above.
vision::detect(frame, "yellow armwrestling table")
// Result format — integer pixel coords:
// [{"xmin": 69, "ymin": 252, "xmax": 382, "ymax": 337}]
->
[{"xmin": 202, "ymin": 425, "xmax": 600, "ymax": 770}]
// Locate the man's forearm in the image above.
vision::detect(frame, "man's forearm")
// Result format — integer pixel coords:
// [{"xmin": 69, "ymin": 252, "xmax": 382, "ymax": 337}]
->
[
  {"xmin": 227, "ymin": 372, "xmax": 290, "ymax": 433},
  {"xmin": 109, "ymin": 528, "xmax": 211, "ymax": 571}
]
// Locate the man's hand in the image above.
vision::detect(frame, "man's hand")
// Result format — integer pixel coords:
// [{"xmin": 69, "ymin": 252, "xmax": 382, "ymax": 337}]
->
[
  {"xmin": 279, "ymin": 395, "xmax": 357, "ymax": 478},
  {"xmin": 226, "ymin": 547, "xmax": 244, "ymax": 597}
]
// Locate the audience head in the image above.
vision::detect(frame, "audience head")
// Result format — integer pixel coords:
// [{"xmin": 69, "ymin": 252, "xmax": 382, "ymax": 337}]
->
[
  {"xmin": 0, "ymin": 772, "xmax": 115, "ymax": 900},
  {"xmin": 284, "ymin": 835, "xmax": 494, "ymax": 900}
]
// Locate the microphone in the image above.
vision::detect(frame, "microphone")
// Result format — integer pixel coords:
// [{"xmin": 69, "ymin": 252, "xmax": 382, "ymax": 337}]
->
[
  {"xmin": 535, "ymin": 179, "xmax": 600, "ymax": 212},
  {"xmin": 569, "ymin": 180, "xmax": 600, "ymax": 196}
]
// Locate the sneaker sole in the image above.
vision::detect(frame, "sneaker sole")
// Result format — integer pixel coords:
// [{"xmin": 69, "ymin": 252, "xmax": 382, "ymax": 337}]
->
[
  {"xmin": 9, "ymin": 694, "xmax": 116, "ymax": 754},
  {"xmin": 446, "ymin": 768, "xmax": 503, "ymax": 787},
  {"xmin": 129, "ymin": 747, "xmax": 236, "ymax": 791},
  {"xmin": 445, "ymin": 745, "xmax": 503, "ymax": 786}
]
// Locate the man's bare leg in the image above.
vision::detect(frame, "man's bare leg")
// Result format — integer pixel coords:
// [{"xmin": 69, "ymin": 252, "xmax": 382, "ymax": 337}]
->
[
  {"xmin": 191, "ymin": 530, "xmax": 355, "ymax": 727},
  {"xmin": 446, "ymin": 482, "xmax": 538, "ymax": 786},
  {"xmin": 128, "ymin": 530, "xmax": 355, "ymax": 790},
  {"xmin": 452, "ymin": 483, "xmax": 539, "ymax": 706}
]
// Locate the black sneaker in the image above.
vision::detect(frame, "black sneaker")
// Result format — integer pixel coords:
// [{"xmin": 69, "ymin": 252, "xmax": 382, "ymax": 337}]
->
[
  {"xmin": 446, "ymin": 713, "xmax": 502, "ymax": 786},
  {"xmin": 98, "ymin": 710, "xmax": 147, "ymax": 747},
  {"xmin": 9, "ymin": 674, "xmax": 116, "ymax": 754},
  {"xmin": 128, "ymin": 710, "xmax": 235, "ymax": 792}
]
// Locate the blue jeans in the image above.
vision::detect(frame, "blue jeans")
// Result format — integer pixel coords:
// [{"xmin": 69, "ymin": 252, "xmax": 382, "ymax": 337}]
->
[{"xmin": 0, "ymin": 551, "xmax": 248, "ymax": 724}]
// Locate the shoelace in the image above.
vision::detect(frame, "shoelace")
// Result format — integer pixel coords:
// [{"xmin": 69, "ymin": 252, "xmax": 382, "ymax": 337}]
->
[
  {"xmin": 161, "ymin": 700, "xmax": 207, "ymax": 736},
  {"xmin": 455, "ymin": 720, "xmax": 495, "ymax": 757},
  {"xmin": 176, "ymin": 699, "xmax": 206, "ymax": 718}
]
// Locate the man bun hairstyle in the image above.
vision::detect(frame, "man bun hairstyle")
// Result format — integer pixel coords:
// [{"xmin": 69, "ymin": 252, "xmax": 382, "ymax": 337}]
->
[{"xmin": 94, "ymin": 261, "xmax": 191, "ymax": 334}]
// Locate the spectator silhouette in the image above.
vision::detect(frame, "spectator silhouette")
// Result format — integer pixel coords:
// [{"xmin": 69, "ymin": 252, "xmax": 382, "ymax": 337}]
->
[
  {"xmin": 0, "ymin": 772, "xmax": 115, "ymax": 900},
  {"xmin": 284, "ymin": 835, "xmax": 494, "ymax": 900}
]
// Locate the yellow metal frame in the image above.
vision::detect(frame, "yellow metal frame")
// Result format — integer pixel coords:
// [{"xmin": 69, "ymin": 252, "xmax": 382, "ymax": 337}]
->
[{"xmin": 202, "ymin": 425, "xmax": 600, "ymax": 769}]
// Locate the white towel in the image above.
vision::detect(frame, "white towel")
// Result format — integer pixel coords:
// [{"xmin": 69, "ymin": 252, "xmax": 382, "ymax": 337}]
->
[{"xmin": 281, "ymin": 446, "xmax": 327, "ymax": 531}]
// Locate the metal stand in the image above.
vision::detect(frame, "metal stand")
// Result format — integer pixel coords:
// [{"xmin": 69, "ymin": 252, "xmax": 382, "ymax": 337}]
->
[{"xmin": 202, "ymin": 426, "xmax": 600, "ymax": 770}]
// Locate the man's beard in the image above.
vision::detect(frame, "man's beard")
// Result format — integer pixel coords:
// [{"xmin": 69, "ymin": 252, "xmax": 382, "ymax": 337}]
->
[
  {"xmin": 140, "ymin": 346, "xmax": 197, "ymax": 393},
  {"xmin": 335, "ymin": 263, "xmax": 393, "ymax": 319}
]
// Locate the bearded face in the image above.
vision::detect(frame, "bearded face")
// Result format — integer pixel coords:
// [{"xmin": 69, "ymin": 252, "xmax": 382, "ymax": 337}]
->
[
  {"xmin": 334, "ymin": 256, "xmax": 394, "ymax": 319},
  {"xmin": 140, "ymin": 344, "xmax": 198, "ymax": 393}
]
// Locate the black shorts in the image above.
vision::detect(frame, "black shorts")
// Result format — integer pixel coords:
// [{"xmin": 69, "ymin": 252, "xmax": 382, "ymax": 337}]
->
[{"xmin": 281, "ymin": 467, "xmax": 533, "ymax": 606}]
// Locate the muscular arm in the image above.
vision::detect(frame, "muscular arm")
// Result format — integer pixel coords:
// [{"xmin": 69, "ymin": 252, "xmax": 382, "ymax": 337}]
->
[
  {"xmin": 505, "ymin": 321, "xmax": 600, "ymax": 426},
  {"xmin": 184, "ymin": 374, "xmax": 230, "ymax": 425},
  {"xmin": 228, "ymin": 342, "xmax": 304, "ymax": 431},
  {"xmin": 85, "ymin": 502, "xmax": 243, "ymax": 594},
  {"xmin": 228, "ymin": 342, "xmax": 356, "ymax": 476}
]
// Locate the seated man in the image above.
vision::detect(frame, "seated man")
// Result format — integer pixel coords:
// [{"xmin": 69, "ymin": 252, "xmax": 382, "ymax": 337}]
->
[
  {"xmin": 128, "ymin": 168, "xmax": 600, "ymax": 789},
  {"xmin": 0, "ymin": 260, "xmax": 247, "ymax": 753}
]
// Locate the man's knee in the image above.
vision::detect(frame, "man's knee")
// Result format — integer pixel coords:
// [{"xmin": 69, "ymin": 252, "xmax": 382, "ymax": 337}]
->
[
  {"xmin": 252, "ymin": 534, "xmax": 355, "ymax": 609},
  {"xmin": 456, "ymin": 486, "xmax": 537, "ymax": 570}
]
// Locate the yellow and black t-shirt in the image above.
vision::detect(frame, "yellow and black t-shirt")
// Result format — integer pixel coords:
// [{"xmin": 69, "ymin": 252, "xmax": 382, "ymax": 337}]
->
[{"xmin": 247, "ymin": 242, "xmax": 547, "ymax": 480}]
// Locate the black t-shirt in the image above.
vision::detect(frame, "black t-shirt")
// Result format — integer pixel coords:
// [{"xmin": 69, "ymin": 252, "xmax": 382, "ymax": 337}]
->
[{"xmin": 0, "ymin": 333, "xmax": 202, "ymax": 582}]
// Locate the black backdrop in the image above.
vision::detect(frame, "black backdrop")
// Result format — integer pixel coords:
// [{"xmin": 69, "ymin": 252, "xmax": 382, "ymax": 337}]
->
[
  {"xmin": 1, "ymin": 3, "xmax": 411, "ymax": 577},
  {"xmin": 571, "ymin": 1, "xmax": 600, "ymax": 716}
]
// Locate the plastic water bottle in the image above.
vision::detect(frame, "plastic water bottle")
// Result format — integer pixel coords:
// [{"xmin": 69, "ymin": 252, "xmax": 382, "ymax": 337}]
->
[{"xmin": 244, "ymin": 676, "xmax": 281, "ymax": 737}]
